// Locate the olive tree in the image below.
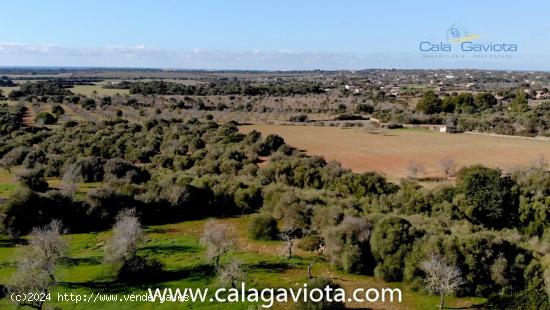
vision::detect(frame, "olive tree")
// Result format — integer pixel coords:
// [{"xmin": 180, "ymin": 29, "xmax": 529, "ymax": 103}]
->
[
  {"xmin": 60, "ymin": 165, "xmax": 80, "ymax": 198},
  {"xmin": 439, "ymin": 156, "xmax": 456, "ymax": 180},
  {"xmin": 200, "ymin": 220, "xmax": 237, "ymax": 269},
  {"xmin": 104, "ymin": 209, "xmax": 144, "ymax": 270},
  {"xmin": 421, "ymin": 253, "xmax": 464, "ymax": 310},
  {"xmin": 218, "ymin": 259, "xmax": 245, "ymax": 288},
  {"xmin": 9, "ymin": 221, "xmax": 67, "ymax": 310},
  {"xmin": 406, "ymin": 161, "xmax": 426, "ymax": 180}
]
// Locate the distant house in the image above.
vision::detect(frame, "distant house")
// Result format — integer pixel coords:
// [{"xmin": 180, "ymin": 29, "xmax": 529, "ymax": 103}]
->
[
  {"xmin": 390, "ymin": 87, "xmax": 401, "ymax": 96},
  {"xmin": 439, "ymin": 125, "xmax": 459, "ymax": 133}
]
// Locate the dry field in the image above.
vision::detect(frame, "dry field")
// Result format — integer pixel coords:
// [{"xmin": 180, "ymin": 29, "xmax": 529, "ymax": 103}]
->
[{"xmin": 241, "ymin": 125, "xmax": 550, "ymax": 181}]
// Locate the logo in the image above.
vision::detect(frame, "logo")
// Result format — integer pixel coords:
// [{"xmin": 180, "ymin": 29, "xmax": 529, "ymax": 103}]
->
[
  {"xmin": 419, "ymin": 23, "xmax": 518, "ymax": 54},
  {"xmin": 446, "ymin": 23, "xmax": 480, "ymax": 43}
]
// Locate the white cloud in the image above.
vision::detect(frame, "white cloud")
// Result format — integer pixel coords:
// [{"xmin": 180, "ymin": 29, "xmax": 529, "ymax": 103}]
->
[
  {"xmin": 0, "ymin": 42, "xmax": 547, "ymax": 71},
  {"xmin": 0, "ymin": 42, "xmax": 408, "ymax": 70}
]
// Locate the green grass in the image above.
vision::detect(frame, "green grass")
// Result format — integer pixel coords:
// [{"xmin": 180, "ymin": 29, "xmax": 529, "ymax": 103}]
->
[
  {"xmin": 0, "ymin": 169, "xmax": 17, "ymax": 198},
  {"xmin": 0, "ymin": 87, "xmax": 18, "ymax": 97},
  {"xmin": 71, "ymin": 85, "xmax": 129, "ymax": 97},
  {"xmin": 0, "ymin": 217, "xmax": 485, "ymax": 309},
  {"xmin": 0, "ymin": 184, "xmax": 17, "ymax": 199}
]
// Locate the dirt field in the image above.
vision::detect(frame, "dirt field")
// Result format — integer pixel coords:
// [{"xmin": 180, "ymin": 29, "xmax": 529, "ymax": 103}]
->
[{"xmin": 241, "ymin": 125, "xmax": 550, "ymax": 181}]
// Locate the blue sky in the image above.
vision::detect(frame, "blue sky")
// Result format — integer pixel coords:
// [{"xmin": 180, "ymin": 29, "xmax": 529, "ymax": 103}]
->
[{"xmin": 1, "ymin": 0, "xmax": 549, "ymax": 70}]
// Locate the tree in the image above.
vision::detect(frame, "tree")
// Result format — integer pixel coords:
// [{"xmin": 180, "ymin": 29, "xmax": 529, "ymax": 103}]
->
[
  {"xmin": 421, "ymin": 253, "xmax": 463, "ymax": 310},
  {"xmin": 337, "ymin": 103, "xmax": 347, "ymax": 113},
  {"xmin": 0, "ymin": 146, "xmax": 29, "ymax": 173},
  {"xmin": 17, "ymin": 168, "xmax": 48, "ymax": 192},
  {"xmin": 406, "ymin": 161, "xmax": 426, "ymax": 180},
  {"xmin": 9, "ymin": 221, "xmax": 67, "ymax": 310},
  {"xmin": 370, "ymin": 216, "xmax": 416, "ymax": 281},
  {"xmin": 218, "ymin": 259, "xmax": 245, "ymax": 288},
  {"xmin": 104, "ymin": 209, "xmax": 145, "ymax": 270},
  {"xmin": 416, "ymin": 91, "xmax": 441, "ymax": 114},
  {"xmin": 453, "ymin": 93, "xmax": 476, "ymax": 113},
  {"xmin": 355, "ymin": 103, "xmax": 374, "ymax": 114},
  {"xmin": 475, "ymin": 93, "xmax": 497, "ymax": 111},
  {"xmin": 279, "ymin": 229, "xmax": 300, "ymax": 259},
  {"xmin": 456, "ymin": 166, "xmax": 518, "ymax": 228},
  {"xmin": 51, "ymin": 105, "xmax": 65, "ymax": 116},
  {"xmin": 200, "ymin": 220, "xmax": 237, "ymax": 269},
  {"xmin": 510, "ymin": 89, "xmax": 529, "ymax": 113},
  {"xmin": 259, "ymin": 134, "xmax": 285, "ymax": 156},
  {"xmin": 81, "ymin": 98, "xmax": 96, "ymax": 110},
  {"xmin": 322, "ymin": 216, "xmax": 373, "ymax": 273},
  {"xmin": 279, "ymin": 203, "xmax": 307, "ymax": 259},
  {"xmin": 439, "ymin": 156, "xmax": 456, "ymax": 180},
  {"xmin": 60, "ymin": 165, "xmax": 80, "ymax": 198}
]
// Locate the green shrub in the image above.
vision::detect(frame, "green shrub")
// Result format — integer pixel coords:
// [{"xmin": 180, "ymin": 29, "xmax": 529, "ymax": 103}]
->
[
  {"xmin": 81, "ymin": 98, "xmax": 96, "ymax": 110},
  {"xmin": 295, "ymin": 277, "xmax": 344, "ymax": 310},
  {"xmin": 297, "ymin": 235, "xmax": 323, "ymax": 251},
  {"xmin": 323, "ymin": 217, "xmax": 374, "ymax": 274},
  {"xmin": 370, "ymin": 216, "xmax": 417, "ymax": 281},
  {"xmin": 258, "ymin": 134, "xmax": 285, "ymax": 156},
  {"xmin": 289, "ymin": 114, "xmax": 309, "ymax": 122},
  {"xmin": 456, "ymin": 165, "xmax": 518, "ymax": 228},
  {"xmin": 16, "ymin": 168, "xmax": 48, "ymax": 192},
  {"xmin": 51, "ymin": 105, "xmax": 65, "ymax": 116},
  {"xmin": 248, "ymin": 213, "xmax": 279, "ymax": 240},
  {"xmin": 35, "ymin": 112, "xmax": 57, "ymax": 125},
  {"xmin": 355, "ymin": 103, "xmax": 374, "ymax": 114}
]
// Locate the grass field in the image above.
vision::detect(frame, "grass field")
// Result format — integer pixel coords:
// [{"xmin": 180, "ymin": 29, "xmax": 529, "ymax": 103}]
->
[
  {"xmin": 0, "ymin": 169, "xmax": 17, "ymax": 199},
  {"xmin": 71, "ymin": 85, "xmax": 130, "ymax": 97},
  {"xmin": 0, "ymin": 216, "xmax": 484, "ymax": 309},
  {"xmin": 241, "ymin": 125, "xmax": 550, "ymax": 181}
]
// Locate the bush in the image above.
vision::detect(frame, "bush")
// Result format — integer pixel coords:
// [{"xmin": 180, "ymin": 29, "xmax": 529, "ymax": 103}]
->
[
  {"xmin": 258, "ymin": 134, "xmax": 285, "ymax": 156},
  {"xmin": 355, "ymin": 103, "xmax": 374, "ymax": 114},
  {"xmin": 17, "ymin": 168, "xmax": 48, "ymax": 192},
  {"xmin": 386, "ymin": 122, "xmax": 403, "ymax": 129},
  {"xmin": 0, "ymin": 187, "xmax": 78, "ymax": 236},
  {"xmin": 295, "ymin": 277, "xmax": 345, "ymax": 310},
  {"xmin": 0, "ymin": 146, "xmax": 30, "ymax": 171},
  {"xmin": 289, "ymin": 114, "xmax": 309, "ymax": 122},
  {"xmin": 370, "ymin": 216, "xmax": 417, "ymax": 281},
  {"xmin": 456, "ymin": 165, "xmax": 518, "ymax": 228},
  {"xmin": 333, "ymin": 114, "xmax": 366, "ymax": 121},
  {"xmin": 104, "ymin": 159, "xmax": 150, "ymax": 184},
  {"xmin": 35, "ymin": 112, "xmax": 57, "ymax": 125},
  {"xmin": 248, "ymin": 213, "xmax": 279, "ymax": 240},
  {"xmin": 81, "ymin": 98, "xmax": 96, "ymax": 110},
  {"xmin": 22, "ymin": 149, "xmax": 47, "ymax": 169},
  {"xmin": 323, "ymin": 217, "xmax": 374, "ymax": 274},
  {"xmin": 297, "ymin": 235, "xmax": 323, "ymax": 251},
  {"xmin": 72, "ymin": 157, "xmax": 106, "ymax": 182},
  {"xmin": 51, "ymin": 105, "xmax": 65, "ymax": 116}
]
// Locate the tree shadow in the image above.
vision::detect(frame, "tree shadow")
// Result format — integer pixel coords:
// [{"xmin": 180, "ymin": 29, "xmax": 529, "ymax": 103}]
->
[
  {"xmin": 59, "ymin": 264, "xmax": 216, "ymax": 293},
  {"xmin": 140, "ymin": 244, "xmax": 199, "ymax": 254},
  {"xmin": 0, "ymin": 237, "xmax": 27, "ymax": 248},
  {"xmin": 445, "ymin": 304, "xmax": 486, "ymax": 310},
  {"xmin": 418, "ymin": 176, "xmax": 445, "ymax": 182},
  {"xmin": 247, "ymin": 261, "xmax": 292, "ymax": 273},
  {"xmin": 60, "ymin": 257, "xmax": 102, "ymax": 266}
]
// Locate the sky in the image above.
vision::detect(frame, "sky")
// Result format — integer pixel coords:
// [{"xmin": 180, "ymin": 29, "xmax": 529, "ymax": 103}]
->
[{"xmin": 1, "ymin": 0, "xmax": 549, "ymax": 70}]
